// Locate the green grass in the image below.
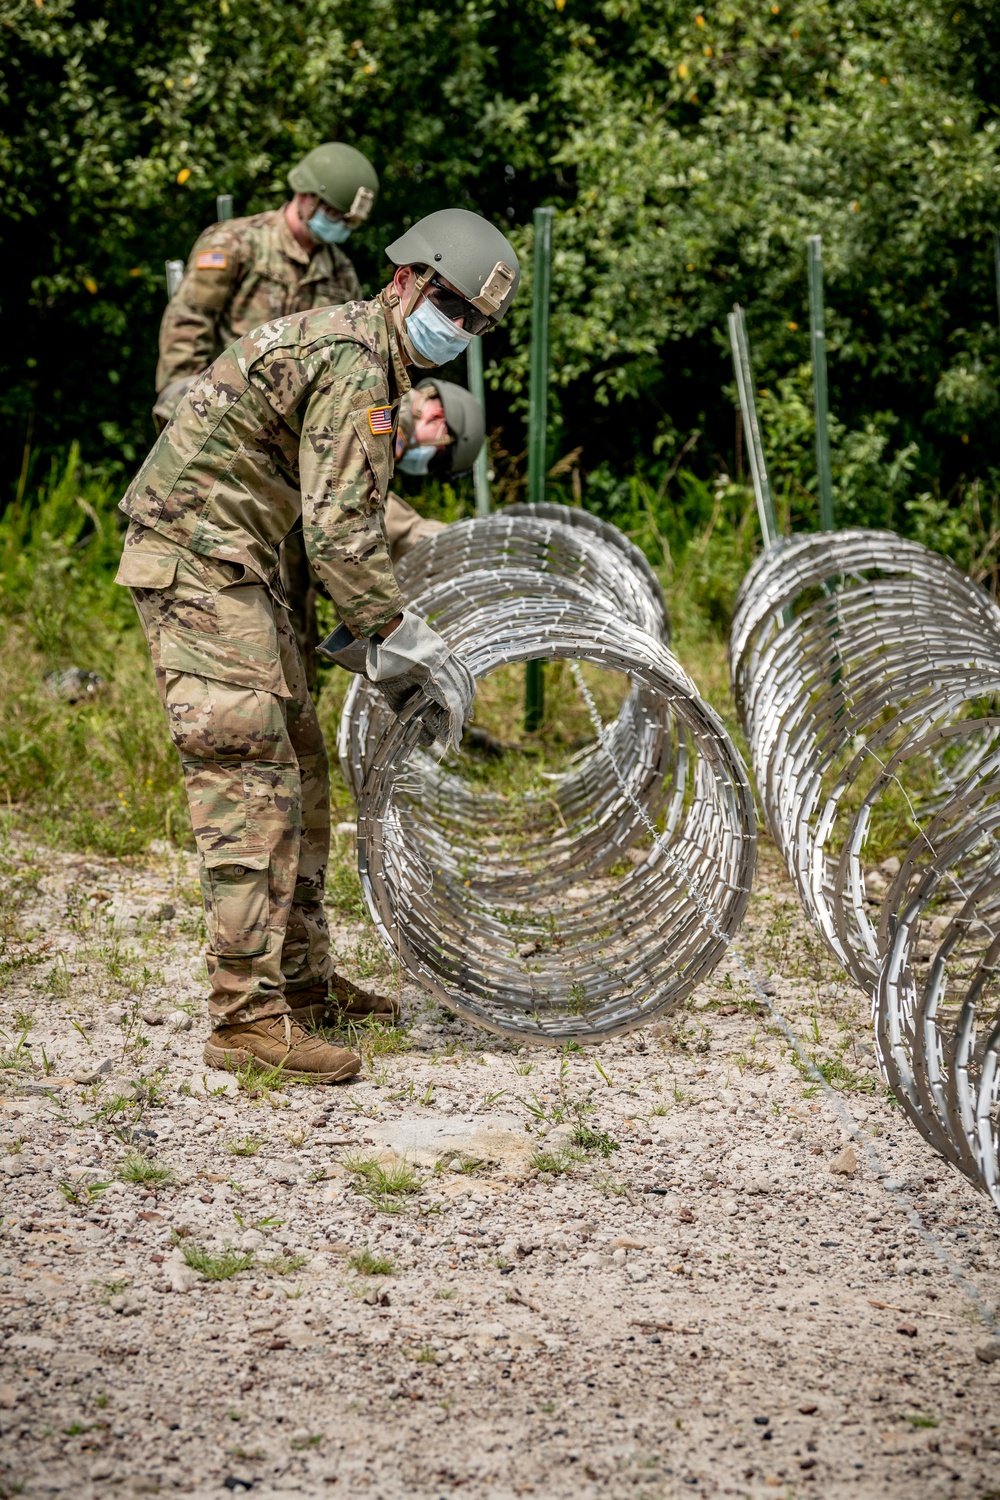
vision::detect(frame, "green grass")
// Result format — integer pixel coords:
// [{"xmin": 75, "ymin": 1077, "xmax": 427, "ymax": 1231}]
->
[
  {"xmin": 117, "ymin": 1151, "xmax": 174, "ymax": 1185},
  {"xmin": 226, "ymin": 1133, "xmax": 266, "ymax": 1157},
  {"xmin": 347, "ymin": 1248, "xmax": 397, "ymax": 1276},
  {"xmin": 342, "ymin": 1152, "xmax": 422, "ymax": 1213},
  {"xmin": 262, "ymin": 1250, "xmax": 310, "ymax": 1276},
  {"xmin": 572, "ymin": 1124, "xmax": 620, "ymax": 1158},
  {"xmin": 903, "ymin": 1413, "xmax": 938, "ymax": 1429},
  {"xmin": 529, "ymin": 1147, "xmax": 585, "ymax": 1176},
  {"xmin": 179, "ymin": 1241, "xmax": 255, "ymax": 1281}
]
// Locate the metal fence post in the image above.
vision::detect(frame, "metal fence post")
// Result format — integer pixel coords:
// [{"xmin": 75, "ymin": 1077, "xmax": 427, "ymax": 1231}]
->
[
  {"xmin": 466, "ymin": 338, "xmax": 491, "ymax": 518},
  {"xmin": 164, "ymin": 259, "xmax": 185, "ymax": 299},
  {"xmin": 728, "ymin": 304, "xmax": 779, "ymax": 549},
  {"xmin": 525, "ymin": 206, "xmax": 554, "ymax": 733},
  {"xmin": 216, "ymin": 194, "xmax": 234, "ymax": 223},
  {"xmin": 808, "ymin": 235, "xmax": 835, "ymax": 531}
]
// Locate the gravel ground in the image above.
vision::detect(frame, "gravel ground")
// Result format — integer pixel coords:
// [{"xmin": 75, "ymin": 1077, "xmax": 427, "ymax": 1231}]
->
[{"xmin": 1, "ymin": 834, "xmax": 999, "ymax": 1499}]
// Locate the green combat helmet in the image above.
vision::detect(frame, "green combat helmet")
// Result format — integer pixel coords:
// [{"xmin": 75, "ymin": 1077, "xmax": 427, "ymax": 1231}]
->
[
  {"xmin": 385, "ymin": 209, "xmax": 520, "ymax": 327},
  {"xmin": 288, "ymin": 143, "xmax": 379, "ymax": 225},
  {"xmin": 418, "ymin": 379, "xmax": 485, "ymax": 475}
]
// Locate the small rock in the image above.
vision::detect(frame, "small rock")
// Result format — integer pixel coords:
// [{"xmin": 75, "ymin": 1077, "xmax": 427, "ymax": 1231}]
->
[
  {"xmin": 143, "ymin": 1012, "xmax": 165, "ymax": 1027},
  {"xmin": 896, "ymin": 1324, "xmax": 918, "ymax": 1338},
  {"xmin": 71, "ymin": 1057, "xmax": 113, "ymax": 1085},
  {"xmin": 579, "ymin": 1251, "xmax": 609, "ymax": 1269},
  {"xmin": 614, "ymin": 1236, "xmax": 645, "ymax": 1250},
  {"xmin": 828, "ymin": 1145, "xmax": 858, "ymax": 1177},
  {"xmin": 627, "ymin": 1266, "xmax": 649, "ymax": 1283},
  {"xmin": 757, "ymin": 977, "xmax": 778, "ymax": 997},
  {"xmin": 166, "ymin": 1254, "xmax": 200, "ymax": 1294},
  {"xmin": 721, "ymin": 1199, "xmax": 739, "ymax": 1217},
  {"xmin": 109, "ymin": 1293, "xmax": 144, "ymax": 1316},
  {"xmin": 144, "ymin": 901, "xmax": 177, "ymax": 923},
  {"xmin": 167, "ymin": 1010, "xmax": 194, "ymax": 1032},
  {"xmin": 612, "ymin": 1247, "xmax": 628, "ymax": 1263},
  {"xmin": 975, "ymin": 1342, "xmax": 1000, "ymax": 1364},
  {"xmin": 798, "ymin": 1402, "xmax": 819, "ymax": 1415},
  {"xmin": 0, "ymin": 1385, "xmax": 18, "ymax": 1409},
  {"xmin": 517, "ymin": 941, "xmax": 539, "ymax": 958},
  {"xmin": 44, "ymin": 667, "xmax": 105, "ymax": 702},
  {"xmin": 240, "ymin": 1229, "xmax": 266, "ymax": 1252}
]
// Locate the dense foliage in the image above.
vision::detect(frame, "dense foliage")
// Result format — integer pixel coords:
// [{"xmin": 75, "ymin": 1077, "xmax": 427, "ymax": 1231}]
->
[{"xmin": 2, "ymin": 0, "xmax": 1000, "ymax": 542}]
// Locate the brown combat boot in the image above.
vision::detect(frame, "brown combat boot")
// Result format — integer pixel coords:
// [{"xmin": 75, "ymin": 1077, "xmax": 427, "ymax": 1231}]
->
[
  {"xmin": 203, "ymin": 1015, "xmax": 360, "ymax": 1083},
  {"xmin": 286, "ymin": 974, "xmax": 400, "ymax": 1028}
]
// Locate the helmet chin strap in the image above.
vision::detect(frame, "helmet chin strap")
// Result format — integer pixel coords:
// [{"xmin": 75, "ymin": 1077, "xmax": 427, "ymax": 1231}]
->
[{"xmin": 389, "ymin": 266, "xmax": 439, "ymax": 369}]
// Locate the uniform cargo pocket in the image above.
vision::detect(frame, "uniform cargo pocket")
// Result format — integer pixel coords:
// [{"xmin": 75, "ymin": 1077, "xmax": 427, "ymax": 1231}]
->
[
  {"xmin": 114, "ymin": 550, "xmax": 180, "ymax": 589},
  {"xmin": 202, "ymin": 851, "xmax": 270, "ymax": 957},
  {"xmin": 160, "ymin": 624, "xmax": 291, "ymax": 697}
]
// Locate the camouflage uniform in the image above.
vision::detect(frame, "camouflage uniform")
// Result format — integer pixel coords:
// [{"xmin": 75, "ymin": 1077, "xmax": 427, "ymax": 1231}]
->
[
  {"xmin": 119, "ymin": 296, "xmax": 409, "ymax": 1023},
  {"xmin": 156, "ymin": 209, "xmax": 362, "ymax": 396}
]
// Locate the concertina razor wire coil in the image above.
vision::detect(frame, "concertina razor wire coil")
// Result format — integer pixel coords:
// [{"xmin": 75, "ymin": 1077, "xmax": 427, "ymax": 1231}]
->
[
  {"xmin": 730, "ymin": 528, "xmax": 1000, "ymax": 1206},
  {"xmin": 338, "ymin": 505, "xmax": 757, "ymax": 1047}
]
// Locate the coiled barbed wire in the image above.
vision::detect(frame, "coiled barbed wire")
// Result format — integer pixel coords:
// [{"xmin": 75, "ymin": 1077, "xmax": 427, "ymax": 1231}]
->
[
  {"xmin": 730, "ymin": 528, "xmax": 1000, "ymax": 1203},
  {"xmin": 339, "ymin": 507, "xmax": 756, "ymax": 1045}
]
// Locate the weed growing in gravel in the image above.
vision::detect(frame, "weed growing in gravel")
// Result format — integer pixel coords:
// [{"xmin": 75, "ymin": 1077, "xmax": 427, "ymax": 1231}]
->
[
  {"xmin": 343, "ymin": 1014, "xmax": 411, "ymax": 1063},
  {"xmin": 592, "ymin": 1171, "xmax": 632, "ymax": 1198},
  {"xmin": 179, "ymin": 1241, "xmax": 255, "ymax": 1281},
  {"xmin": 117, "ymin": 1152, "xmax": 174, "ymax": 1186},
  {"xmin": 226, "ymin": 1134, "xmax": 265, "ymax": 1157},
  {"xmin": 342, "ymin": 1152, "xmax": 422, "ymax": 1212},
  {"xmin": 530, "ymin": 1147, "xmax": 585, "ymax": 1175},
  {"xmin": 433, "ymin": 1287, "xmax": 456, "ymax": 1300},
  {"xmin": 572, "ymin": 1123, "xmax": 620, "ymax": 1157},
  {"xmin": 347, "ymin": 1248, "xmax": 396, "ymax": 1276},
  {"xmin": 904, "ymin": 1412, "xmax": 938, "ymax": 1429},
  {"xmin": 92, "ymin": 1277, "xmax": 130, "ymax": 1303},
  {"xmin": 229, "ymin": 1056, "xmax": 297, "ymax": 1099},
  {"xmin": 263, "ymin": 1251, "xmax": 310, "ymax": 1276},
  {"xmin": 59, "ymin": 1178, "xmax": 108, "ymax": 1206},
  {"xmin": 0, "ymin": 1029, "xmax": 32, "ymax": 1073}
]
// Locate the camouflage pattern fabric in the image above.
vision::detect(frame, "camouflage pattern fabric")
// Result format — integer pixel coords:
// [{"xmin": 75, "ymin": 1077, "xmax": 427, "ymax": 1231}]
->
[
  {"xmin": 279, "ymin": 496, "xmax": 447, "ymax": 690},
  {"xmin": 156, "ymin": 209, "xmax": 362, "ymax": 398},
  {"xmin": 116, "ymin": 524, "xmax": 331, "ymax": 1022},
  {"xmin": 122, "ymin": 295, "xmax": 409, "ymax": 640}
]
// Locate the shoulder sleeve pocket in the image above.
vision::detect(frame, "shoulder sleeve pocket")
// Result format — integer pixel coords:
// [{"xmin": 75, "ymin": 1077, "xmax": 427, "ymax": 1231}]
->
[
  {"xmin": 114, "ymin": 552, "xmax": 179, "ymax": 589},
  {"xmin": 349, "ymin": 406, "xmax": 392, "ymax": 509}
]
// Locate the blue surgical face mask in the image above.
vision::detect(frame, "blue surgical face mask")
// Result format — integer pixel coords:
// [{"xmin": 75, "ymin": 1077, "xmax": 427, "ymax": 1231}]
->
[
  {"xmin": 396, "ymin": 445, "xmax": 437, "ymax": 476},
  {"xmin": 406, "ymin": 294, "xmax": 473, "ymax": 366},
  {"xmin": 307, "ymin": 208, "xmax": 352, "ymax": 245}
]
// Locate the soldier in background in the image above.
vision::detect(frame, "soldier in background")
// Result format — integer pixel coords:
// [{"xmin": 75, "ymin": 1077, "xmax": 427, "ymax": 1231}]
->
[
  {"xmin": 154, "ymin": 141, "xmax": 378, "ymax": 428},
  {"xmin": 118, "ymin": 210, "xmax": 520, "ymax": 1084}
]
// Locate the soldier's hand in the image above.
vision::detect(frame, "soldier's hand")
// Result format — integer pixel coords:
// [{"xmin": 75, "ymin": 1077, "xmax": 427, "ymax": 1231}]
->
[{"xmin": 365, "ymin": 610, "xmax": 476, "ymax": 753}]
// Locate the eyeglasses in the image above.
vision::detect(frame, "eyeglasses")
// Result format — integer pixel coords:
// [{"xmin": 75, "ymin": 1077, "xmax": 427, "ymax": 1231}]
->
[{"xmin": 426, "ymin": 277, "xmax": 496, "ymax": 337}]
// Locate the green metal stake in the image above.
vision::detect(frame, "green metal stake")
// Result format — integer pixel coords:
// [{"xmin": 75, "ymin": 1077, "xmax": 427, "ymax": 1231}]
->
[
  {"xmin": 216, "ymin": 194, "xmax": 234, "ymax": 222},
  {"xmin": 525, "ymin": 206, "xmax": 554, "ymax": 733},
  {"xmin": 808, "ymin": 235, "xmax": 835, "ymax": 531},
  {"xmin": 466, "ymin": 338, "xmax": 491, "ymax": 518},
  {"xmin": 728, "ymin": 304, "xmax": 779, "ymax": 549}
]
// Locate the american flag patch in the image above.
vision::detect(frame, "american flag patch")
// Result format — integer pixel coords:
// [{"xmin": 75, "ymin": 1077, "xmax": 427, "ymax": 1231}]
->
[
  {"xmin": 195, "ymin": 250, "xmax": 228, "ymax": 270},
  {"xmin": 367, "ymin": 405, "xmax": 394, "ymax": 436}
]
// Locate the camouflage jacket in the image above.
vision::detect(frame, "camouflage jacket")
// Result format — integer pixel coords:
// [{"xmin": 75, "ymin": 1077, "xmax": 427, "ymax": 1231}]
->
[
  {"xmin": 122, "ymin": 295, "xmax": 409, "ymax": 638},
  {"xmin": 156, "ymin": 209, "xmax": 363, "ymax": 394}
]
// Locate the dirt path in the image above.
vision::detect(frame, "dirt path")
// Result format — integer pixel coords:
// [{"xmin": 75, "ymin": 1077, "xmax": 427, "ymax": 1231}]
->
[{"xmin": 1, "ymin": 835, "xmax": 998, "ymax": 1499}]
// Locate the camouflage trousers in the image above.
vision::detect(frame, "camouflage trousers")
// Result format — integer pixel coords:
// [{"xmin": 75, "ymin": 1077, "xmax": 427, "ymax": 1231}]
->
[
  {"xmin": 116, "ymin": 523, "xmax": 331, "ymax": 1023},
  {"xmin": 280, "ymin": 493, "xmax": 446, "ymax": 692}
]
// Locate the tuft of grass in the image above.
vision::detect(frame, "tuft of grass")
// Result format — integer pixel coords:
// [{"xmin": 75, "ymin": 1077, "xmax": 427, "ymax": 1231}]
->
[
  {"xmin": 179, "ymin": 1240, "xmax": 255, "ymax": 1282},
  {"xmin": 342, "ymin": 1152, "xmax": 422, "ymax": 1213},
  {"xmin": 117, "ymin": 1151, "xmax": 174, "ymax": 1186},
  {"xmin": 572, "ymin": 1124, "xmax": 620, "ymax": 1158},
  {"xmin": 59, "ymin": 1178, "xmax": 108, "ymax": 1206},
  {"xmin": 347, "ymin": 1248, "xmax": 397, "ymax": 1277},
  {"xmin": 529, "ymin": 1147, "xmax": 585, "ymax": 1176},
  {"xmin": 262, "ymin": 1250, "xmax": 310, "ymax": 1276},
  {"xmin": 903, "ymin": 1412, "xmax": 938, "ymax": 1429},
  {"xmin": 226, "ymin": 1133, "xmax": 266, "ymax": 1157}
]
